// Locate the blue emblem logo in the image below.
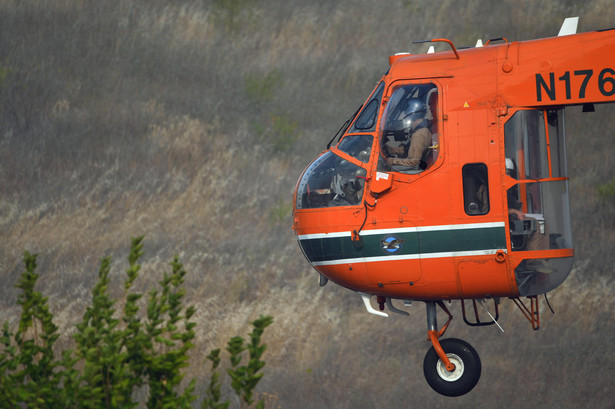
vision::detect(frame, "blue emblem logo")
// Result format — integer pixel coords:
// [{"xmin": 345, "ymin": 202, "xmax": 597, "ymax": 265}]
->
[{"xmin": 381, "ymin": 235, "xmax": 403, "ymax": 254}]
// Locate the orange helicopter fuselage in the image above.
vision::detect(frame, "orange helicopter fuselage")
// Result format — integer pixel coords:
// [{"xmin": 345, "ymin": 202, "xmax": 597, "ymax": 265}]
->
[{"xmin": 292, "ymin": 29, "xmax": 615, "ymax": 302}]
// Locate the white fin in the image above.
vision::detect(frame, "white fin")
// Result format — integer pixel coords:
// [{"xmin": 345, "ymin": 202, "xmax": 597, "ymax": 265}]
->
[
  {"xmin": 386, "ymin": 298, "xmax": 410, "ymax": 316},
  {"xmin": 558, "ymin": 17, "xmax": 579, "ymax": 36},
  {"xmin": 475, "ymin": 39, "xmax": 484, "ymax": 47},
  {"xmin": 359, "ymin": 292, "xmax": 388, "ymax": 317}
]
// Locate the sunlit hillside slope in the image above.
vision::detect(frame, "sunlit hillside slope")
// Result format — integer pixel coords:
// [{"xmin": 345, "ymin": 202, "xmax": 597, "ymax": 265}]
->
[{"xmin": 1, "ymin": 0, "xmax": 613, "ymax": 408}]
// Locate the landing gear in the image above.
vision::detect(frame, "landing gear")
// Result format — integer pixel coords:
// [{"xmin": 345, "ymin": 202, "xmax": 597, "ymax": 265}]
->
[
  {"xmin": 423, "ymin": 301, "xmax": 481, "ymax": 396},
  {"xmin": 423, "ymin": 338, "xmax": 481, "ymax": 397}
]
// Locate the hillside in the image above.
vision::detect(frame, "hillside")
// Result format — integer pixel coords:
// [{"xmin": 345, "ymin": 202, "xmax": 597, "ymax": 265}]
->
[{"xmin": 1, "ymin": 0, "xmax": 614, "ymax": 408}]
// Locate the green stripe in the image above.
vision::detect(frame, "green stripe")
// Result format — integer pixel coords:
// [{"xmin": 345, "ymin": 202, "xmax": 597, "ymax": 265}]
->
[{"xmin": 298, "ymin": 227, "xmax": 507, "ymax": 262}]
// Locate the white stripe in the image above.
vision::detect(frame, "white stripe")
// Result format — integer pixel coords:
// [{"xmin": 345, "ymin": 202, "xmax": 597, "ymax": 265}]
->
[
  {"xmin": 297, "ymin": 221, "xmax": 505, "ymax": 241},
  {"xmin": 296, "ymin": 231, "xmax": 351, "ymax": 240},
  {"xmin": 311, "ymin": 248, "xmax": 506, "ymax": 266}
]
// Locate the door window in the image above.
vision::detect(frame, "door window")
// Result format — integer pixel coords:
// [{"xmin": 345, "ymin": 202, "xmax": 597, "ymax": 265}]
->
[
  {"xmin": 462, "ymin": 163, "xmax": 489, "ymax": 215},
  {"xmin": 378, "ymin": 83, "xmax": 439, "ymax": 174}
]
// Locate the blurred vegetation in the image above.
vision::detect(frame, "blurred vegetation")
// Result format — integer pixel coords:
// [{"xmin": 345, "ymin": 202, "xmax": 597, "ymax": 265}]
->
[
  {"xmin": 598, "ymin": 177, "xmax": 615, "ymax": 199},
  {"xmin": 0, "ymin": 0, "xmax": 613, "ymax": 408},
  {"xmin": 244, "ymin": 70, "xmax": 282, "ymax": 104},
  {"xmin": 0, "ymin": 237, "xmax": 273, "ymax": 408},
  {"xmin": 212, "ymin": 0, "xmax": 258, "ymax": 33}
]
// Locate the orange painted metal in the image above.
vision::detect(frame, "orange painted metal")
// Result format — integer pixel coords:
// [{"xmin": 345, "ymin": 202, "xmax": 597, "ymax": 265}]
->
[
  {"xmin": 293, "ymin": 28, "xmax": 615, "ymax": 302},
  {"xmin": 428, "ymin": 330, "xmax": 455, "ymax": 372},
  {"xmin": 427, "ymin": 301, "xmax": 455, "ymax": 370}
]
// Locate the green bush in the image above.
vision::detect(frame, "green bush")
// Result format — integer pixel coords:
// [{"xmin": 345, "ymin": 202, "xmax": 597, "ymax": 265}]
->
[
  {"xmin": 598, "ymin": 177, "xmax": 615, "ymax": 200},
  {"xmin": 0, "ymin": 237, "xmax": 273, "ymax": 408},
  {"xmin": 212, "ymin": 0, "xmax": 257, "ymax": 33},
  {"xmin": 244, "ymin": 70, "xmax": 282, "ymax": 105},
  {"xmin": 253, "ymin": 113, "xmax": 299, "ymax": 153}
]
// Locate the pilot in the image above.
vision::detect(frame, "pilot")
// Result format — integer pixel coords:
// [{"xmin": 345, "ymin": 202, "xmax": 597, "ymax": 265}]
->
[
  {"xmin": 505, "ymin": 158, "xmax": 554, "ymax": 273},
  {"xmin": 328, "ymin": 167, "xmax": 367, "ymax": 206},
  {"xmin": 383, "ymin": 98, "xmax": 432, "ymax": 171}
]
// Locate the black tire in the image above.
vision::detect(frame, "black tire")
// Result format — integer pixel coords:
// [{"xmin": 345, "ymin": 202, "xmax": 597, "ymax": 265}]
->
[{"xmin": 423, "ymin": 338, "xmax": 481, "ymax": 397}]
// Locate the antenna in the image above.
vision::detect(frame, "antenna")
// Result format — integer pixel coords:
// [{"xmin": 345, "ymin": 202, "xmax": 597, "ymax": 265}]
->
[{"xmin": 413, "ymin": 38, "xmax": 460, "ymax": 59}]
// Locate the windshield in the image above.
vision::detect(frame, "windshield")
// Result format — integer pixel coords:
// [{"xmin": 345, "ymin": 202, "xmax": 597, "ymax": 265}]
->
[
  {"xmin": 337, "ymin": 134, "xmax": 373, "ymax": 163},
  {"xmin": 296, "ymin": 151, "xmax": 367, "ymax": 209}
]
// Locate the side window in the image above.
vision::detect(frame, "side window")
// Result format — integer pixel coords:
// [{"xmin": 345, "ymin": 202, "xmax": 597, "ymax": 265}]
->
[
  {"xmin": 546, "ymin": 109, "xmax": 567, "ymax": 178},
  {"xmin": 504, "ymin": 109, "xmax": 572, "ymax": 253},
  {"xmin": 504, "ymin": 110, "xmax": 548, "ymax": 180},
  {"xmin": 462, "ymin": 163, "xmax": 489, "ymax": 215},
  {"xmin": 378, "ymin": 83, "xmax": 438, "ymax": 174},
  {"xmin": 348, "ymin": 81, "xmax": 385, "ymax": 133}
]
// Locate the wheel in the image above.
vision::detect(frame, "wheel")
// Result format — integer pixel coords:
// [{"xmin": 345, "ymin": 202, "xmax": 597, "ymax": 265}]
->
[{"xmin": 423, "ymin": 338, "xmax": 481, "ymax": 397}]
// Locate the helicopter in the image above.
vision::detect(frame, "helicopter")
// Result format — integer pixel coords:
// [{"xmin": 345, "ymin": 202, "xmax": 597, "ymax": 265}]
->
[{"xmin": 291, "ymin": 17, "xmax": 615, "ymax": 397}]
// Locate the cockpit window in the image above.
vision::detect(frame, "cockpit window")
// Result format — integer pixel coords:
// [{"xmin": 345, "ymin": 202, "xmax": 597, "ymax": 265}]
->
[
  {"xmin": 337, "ymin": 134, "xmax": 373, "ymax": 163},
  {"xmin": 348, "ymin": 81, "xmax": 385, "ymax": 133},
  {"xmin": 378, "ymin": 83, "xmax": 439, "ymax": 174},
  {"xmin": 296, "ymin": 151, "xmax": 367, "ymax": 209}
]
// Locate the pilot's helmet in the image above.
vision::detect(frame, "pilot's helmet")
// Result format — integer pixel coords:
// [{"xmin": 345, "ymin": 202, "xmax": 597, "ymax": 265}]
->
[
  {"xmin": 402, "ymin": 98, "xmax": 427, "ymax": 130},
  {"xmin": 505, "ymin": 158, "xmax": 515, "ymax": 172}
]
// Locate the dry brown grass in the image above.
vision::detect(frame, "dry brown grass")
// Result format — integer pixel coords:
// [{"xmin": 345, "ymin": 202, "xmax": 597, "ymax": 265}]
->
[{"xmin": 1, "ymin": 0, "xmax": 614, "ymax": 407}]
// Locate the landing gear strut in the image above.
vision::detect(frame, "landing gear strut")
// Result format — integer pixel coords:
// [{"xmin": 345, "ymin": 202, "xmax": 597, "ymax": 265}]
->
[{"xmin": 423, "ymin": 301, "xmax": 481, "ymax": 396}]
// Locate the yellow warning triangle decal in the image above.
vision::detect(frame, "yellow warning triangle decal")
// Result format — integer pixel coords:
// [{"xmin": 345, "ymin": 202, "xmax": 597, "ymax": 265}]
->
[{"xmin": 463, "ymin": 102, "xmax": 470, "ymax": 108}]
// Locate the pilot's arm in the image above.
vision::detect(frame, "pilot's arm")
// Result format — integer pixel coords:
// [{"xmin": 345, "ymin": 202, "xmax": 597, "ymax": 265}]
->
[
  {"xmin": 507, "ymin": 188, "xmax": 524, "ymax": 218},
  {"xmin": 508, "ymin": 208, "xmax": 525, "ymax": 220},
  {"xmin": 388, "ymin": 127, "xmax": 432, "ymax": 168}
]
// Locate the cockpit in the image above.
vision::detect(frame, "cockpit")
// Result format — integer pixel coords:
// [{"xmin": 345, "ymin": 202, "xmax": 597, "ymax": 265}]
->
[
  {"xmin": 295, "ymin": 81, "xmax": 442, "ymax": 210},
  {"xmin": 378, "ymin": 83, "xmax": 439, "ymax": 174},
  {"xmin": 295, "ymin": 81, "xmax": 384, "ymax": 210}
]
